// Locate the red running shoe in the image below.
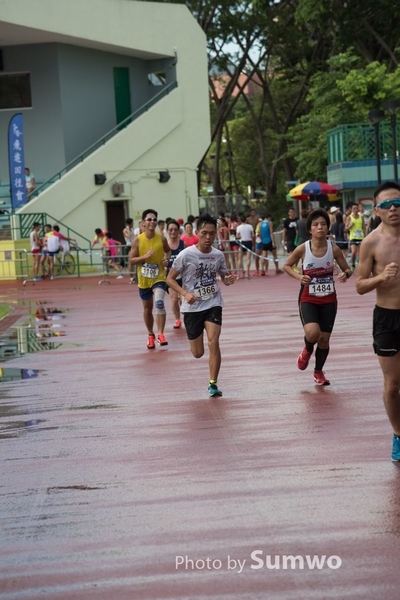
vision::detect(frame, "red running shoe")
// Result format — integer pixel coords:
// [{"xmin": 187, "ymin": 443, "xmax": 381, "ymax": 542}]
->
[
  {"xmin": 157, "ymin": 333, "xmax": 168, "ymax": 346},
  {"xmin": 297, "ymin": 347, "xmax": 312, "ymax": 371},
  {"xmin": 174, "ymin": 320, "xmax": 182, "ymax": 329},
  {"xmin": 314, "ymin": 370, "xmax": 330, "ymax": 386},
  {"xmin": 147, "ymin": 334, "xmax": 156, "ymax": 349}
]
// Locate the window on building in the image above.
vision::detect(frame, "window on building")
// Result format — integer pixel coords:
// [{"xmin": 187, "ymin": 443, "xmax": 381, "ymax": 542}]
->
[
  {"xmin": 147, "ymin": 71, "xmax": 166, "ymax": 86},
  {"xmin": 0, "ymin": 73, "xmax": 32, "ymax": 110}
]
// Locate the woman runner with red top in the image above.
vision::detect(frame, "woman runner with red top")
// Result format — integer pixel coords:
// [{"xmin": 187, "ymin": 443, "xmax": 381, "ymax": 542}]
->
[{"xmin": 283, "ymin": 208, "xmax": 352, "ymax": 385}]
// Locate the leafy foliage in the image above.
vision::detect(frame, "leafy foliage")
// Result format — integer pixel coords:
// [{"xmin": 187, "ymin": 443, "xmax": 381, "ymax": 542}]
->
[
  {"xmin": 286, "ymin": 50, "xmax": 400, "ymax": 180},
  {"xmin": 141, "ymin": 0, "xmax": 400, "ymax": 219}
]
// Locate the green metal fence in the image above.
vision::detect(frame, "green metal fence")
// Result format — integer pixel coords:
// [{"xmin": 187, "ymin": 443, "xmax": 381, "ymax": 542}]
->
[
  {"xmin": 16, "ymin": 213, "xmax": 91, "ymax": 248},
  {"xmin": 328, "ymin": 122, "xmax": 400, "ymax": 164}
]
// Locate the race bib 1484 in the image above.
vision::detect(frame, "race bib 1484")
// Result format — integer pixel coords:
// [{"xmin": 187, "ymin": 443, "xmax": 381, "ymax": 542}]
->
[{"xmin": 309, "ymin": 277, "xmax": 334, "ymax": 297}]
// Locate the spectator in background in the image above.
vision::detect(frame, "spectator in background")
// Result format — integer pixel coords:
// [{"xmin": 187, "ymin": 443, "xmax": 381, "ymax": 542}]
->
[
  {"xmin": 104, "ymin": 231, "xmax": 124, "ymax": 279},
  {"xmin": 367, "ymin": 206, "xmax": 382, "ymax": 233},
  {"xmin": 41, "ymin": 226, "xmax": 61, "ymax": 280},
  {"xmin": 90, "ymin": 228, "xmax": 107, "ymax": 249},
  {"xmin": 359, "ymin": 203, "xmax": 370, "ymax": 228},
  {"xmin": 328, "ymin": 206, "xmax": 339, "ymax": 227},
  {"xmin": 256, "ymin": 215, "xmax": 283, "ymax": 275},
  {"xmin": 166, "ymin": 219, "xmax": 187, "ymax": 329},
  {"xmin": 176, "ymin": 218, "xmax": 185, "ymax": 235},
  {"xmin": 181, "ymin": 222, "xmax": 199, "ymax": 247},
  {"xmin": 227, "ymin": 212, "xmax": 240, "ymax": 275},
  {"xmin": 247, "ymin": 208, "xmax": 258, "ymax": 232},
  {"xmin": 134, "ymin": 220, "xmax": 144, "ymax": 237},
  {"xmin": 30, "ymin": 222, "xmax": 42, "ymax": 281},
  {"xmin": 157, "ymin": 220, "xmax": 166, "ymax": 236},
  {"xmin": 236, "ymin": 214, "xmax": 254, "ymax": 278},
  {"xmin": 123, "ymin": 218, "xmax": 136, "ymax": 283},
  {"xmin": 282, "ymin": 207, "xmax": 298, "ymax": 254},
  {"xmin": 187, "ymin": 214, "xmax": 197, "ymax": 231},
  {"xmin": 52, "ymin": 225, "xmax": 76, "ymax": 253},
  {"xmin": 297, "ymin": 208, "xmax": 311, "ymax": 245},
  {"xmin": 345, "ymin": 203, "xmax": 366, "ymax": 270},
  {"xmin": 25, "ymin": 167, "xmax": 36, "ymax": 199},
  {"xmin": 331, "ymin": 212, "xmax": 348, "ymax": 257},
  {"xmin": 217, "ymin": 217, "xmax": 231, "ymax": 271},
  {"xmin": 345, "ymin": 202, "xmax": 353, "ymax": 218}
]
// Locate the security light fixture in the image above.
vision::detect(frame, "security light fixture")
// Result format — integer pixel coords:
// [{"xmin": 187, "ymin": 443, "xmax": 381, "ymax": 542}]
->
[{"xmin": 158, "ymin": 170, "xmax": 171, "ymax": 183}]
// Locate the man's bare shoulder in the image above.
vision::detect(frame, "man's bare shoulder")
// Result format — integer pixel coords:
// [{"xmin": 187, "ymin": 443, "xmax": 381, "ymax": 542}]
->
[{"xmin": 360, "ymin": 228, "xmax": 381, "ymax": 251}]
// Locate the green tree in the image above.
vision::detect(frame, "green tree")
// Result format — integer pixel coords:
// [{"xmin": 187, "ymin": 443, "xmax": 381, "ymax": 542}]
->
[{"xmin": 286, "ymin": 50, "xmax": 400, "ymax": 180}]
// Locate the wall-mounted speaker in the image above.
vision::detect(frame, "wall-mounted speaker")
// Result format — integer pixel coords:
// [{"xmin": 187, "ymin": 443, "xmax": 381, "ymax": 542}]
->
[{"xmin": 94, "ymin": 173, "xmax": 107, "ymax": 185}]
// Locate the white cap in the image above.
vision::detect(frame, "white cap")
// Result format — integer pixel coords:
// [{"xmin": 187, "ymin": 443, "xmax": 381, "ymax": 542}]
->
[{"xmin": 330, "ymin": 206, "xmax": 339, "ymax": 213}]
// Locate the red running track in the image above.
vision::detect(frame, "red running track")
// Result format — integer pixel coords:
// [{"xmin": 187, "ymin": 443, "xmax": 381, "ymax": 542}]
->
[{"xmin": 0, "ymin": 273, "xmax": 399, "ymax": 599}]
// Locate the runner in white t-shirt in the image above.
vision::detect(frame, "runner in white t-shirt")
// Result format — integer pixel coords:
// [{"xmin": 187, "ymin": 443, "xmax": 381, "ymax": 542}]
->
[{"xmin": 167, "ymin": 214, "xmax": 235, "ymax": 398}]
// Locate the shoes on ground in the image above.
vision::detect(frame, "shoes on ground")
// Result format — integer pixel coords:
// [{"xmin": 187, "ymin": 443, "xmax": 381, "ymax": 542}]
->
[
  {"xmin": 129, "ymin": 277, "xmax": 136, "ymax": 284},
  {"xmin": 116, "ymin": 274, "xmax": 124, "ymax": 279},
  {"xmin": 275, "ymin": 269, "xmax": 284, "ymax": 274},
  {"xmin": 147, "ymin": 334, "xmax": 156, "ymax": 349},
  {"xmin": 260, "ymin": 271, "xmax": 266, "ymax": 276},
  {"xmin": 392, "ymin": 434, "xmax": 400, "ymax": 461},
  {"xmin": 297, "ymin": 347, "xmax": 312, "ymax": 371},
  {"xmin": 314, "ymin": 370, "xmax": 330, "ymax": 386},
  {"xmin": 157, "ymin": 333, "xmax": 168, "ymax": 346},
  {"xmin": 33, "ymin": 276, "xmax": 43, "ymax": 281},
  {"xmin": 208, "ymin": 383, "xmax": 223, "ymax": 397},
  {"xmin": 253, "ymin": 271, "xmax": 260, "ymax": 276},
  {"xmin": 174, "ymin": 320, "xmax": 182, "ymax": 329}
]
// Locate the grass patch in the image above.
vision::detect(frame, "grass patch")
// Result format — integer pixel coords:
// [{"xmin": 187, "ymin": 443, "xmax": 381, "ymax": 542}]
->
[{"xmin": 0, "ymin": 305, "xmax": 11, "ymax": 320}]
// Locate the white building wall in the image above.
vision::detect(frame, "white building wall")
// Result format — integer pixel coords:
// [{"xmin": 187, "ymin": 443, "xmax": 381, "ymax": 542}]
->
[{"xmin": 1, "ymin": 0, "xmax": 210, "ymax": 236}]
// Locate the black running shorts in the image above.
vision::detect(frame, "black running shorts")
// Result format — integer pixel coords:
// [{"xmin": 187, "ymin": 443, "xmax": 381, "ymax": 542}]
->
[
  {"xmin": 373, "ymin": 305, "xmax": 400, "ymax": 357},
  {"xmin": 299, "ymin": 301, "xmax": 337, "ymax": 334},
  {"xmin": 184, "ymin": 306, "xmax": 223, "ymax": 340}
]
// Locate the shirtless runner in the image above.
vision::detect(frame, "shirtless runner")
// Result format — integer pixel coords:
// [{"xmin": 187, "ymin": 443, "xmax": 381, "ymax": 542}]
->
[{"xmin": 356, "ymin": 181, "xmax": 400, "ymax": 461}]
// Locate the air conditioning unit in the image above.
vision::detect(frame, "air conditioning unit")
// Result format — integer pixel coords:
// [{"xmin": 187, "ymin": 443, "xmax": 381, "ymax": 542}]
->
[{"xmin": 112, "ymin": 182, "xmax": 125, "ymax": 197}]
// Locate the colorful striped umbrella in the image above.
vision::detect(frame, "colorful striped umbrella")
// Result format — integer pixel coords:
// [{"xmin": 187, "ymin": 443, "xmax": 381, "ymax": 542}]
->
[{"xmin": 288, "ymin": 181, "xmax": 339, "ymax": 201}]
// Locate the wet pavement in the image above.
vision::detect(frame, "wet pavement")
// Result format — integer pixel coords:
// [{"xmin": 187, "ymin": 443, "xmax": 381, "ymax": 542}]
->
[{"xmin": 0, "ymin": 274, "xmax": 399, "ymax": 599}]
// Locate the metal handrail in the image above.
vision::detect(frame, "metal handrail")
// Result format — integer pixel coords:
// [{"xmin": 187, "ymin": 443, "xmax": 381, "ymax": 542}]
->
[
  {"xmin": 28, "ymin": 81, "xmax": 178, "ymax": 200},
  {"xmin": 16, "ymin": 212, "xmax": 91, "ymax": 248}
]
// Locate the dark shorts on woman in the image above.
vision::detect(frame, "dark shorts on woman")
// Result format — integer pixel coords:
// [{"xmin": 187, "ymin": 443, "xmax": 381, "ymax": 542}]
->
[
  {"xmin": 184, "ymin": 306, "xmax": 222, "ymax": 340},
  {"xmin": 373, "ymin": 305, "xmax": 400, "ymax": 356},
  {"xmin": 299, "ymin": 301, "xmax": 337, "ymax": 333}
]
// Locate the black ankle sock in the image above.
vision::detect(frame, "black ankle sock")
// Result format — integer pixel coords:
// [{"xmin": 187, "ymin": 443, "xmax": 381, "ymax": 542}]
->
[
  {"xmin": 304, "ymin": 337, "xmax": 314, "ymax": 353},
  {"xmin": 315, "ymin": 346, "xmax": 329, "ymax": 371}
]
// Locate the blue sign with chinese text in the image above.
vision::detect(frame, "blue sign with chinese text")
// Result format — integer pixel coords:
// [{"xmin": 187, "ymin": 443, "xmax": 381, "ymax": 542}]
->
[{"xmin": 8, "ymin": 113, "xmax": 26, "ymax": 210}]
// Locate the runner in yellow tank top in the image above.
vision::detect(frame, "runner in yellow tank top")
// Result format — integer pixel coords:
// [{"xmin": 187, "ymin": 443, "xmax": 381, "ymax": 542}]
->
[
  {"xmin": 345, "ymin": 203, "xmax": 365, "ymax": 271},
  {"xmin": 129, "ymin": 209, "xmax": 171, "ymax": 349},
  {"xmin": 136, "ymin": 232, "xmax": 166, "ymax": 288}
]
